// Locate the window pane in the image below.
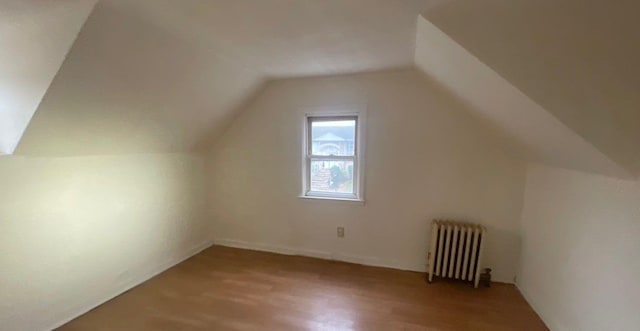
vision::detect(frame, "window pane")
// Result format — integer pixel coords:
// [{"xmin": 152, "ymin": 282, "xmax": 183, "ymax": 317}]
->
[
  {"xmin": 311, "ymin": 119, "xmax": 355, "ymax": 156},
  {"xmin": 310, "ymin": 160, "xmax": 355, "ymax": 194}
]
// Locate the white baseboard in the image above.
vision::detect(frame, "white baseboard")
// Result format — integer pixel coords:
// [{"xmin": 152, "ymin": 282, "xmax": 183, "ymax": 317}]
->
[
  {"xmin": 515, "ymin": 283, "xmax": 555, "ymax": 331},
  {"xmin": 43, "ymin": 240, "xmax": 214, "ymax": 331},
  {"xmin": 213, "ymin": 238, "xmax": 421, "ymax": 272}
]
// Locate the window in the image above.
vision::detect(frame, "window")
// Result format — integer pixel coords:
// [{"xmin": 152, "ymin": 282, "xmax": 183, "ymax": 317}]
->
[{"xmin": 302, "ymin": 111, "xmax": 364, "ymax": 201}]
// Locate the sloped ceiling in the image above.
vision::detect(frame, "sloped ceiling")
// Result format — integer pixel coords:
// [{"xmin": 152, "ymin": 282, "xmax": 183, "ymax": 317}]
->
[
  {"xmin": 9, "ymin": 0, "xmax": 638, "ymax": 179},
  {"xmin": 117, "ymin": 0, "xmax": 430, "ymax": 79},
  {"xmin": 422, "ymin": 0, "xmax": 640, "ymax": 177},
  {"xmin": 414, "ymin": 17, "xmax": 631, "ymax": 179},
  {"xmin": 15, "ymin": 0, "xmax": 429, "ymax": 156},
  {"xmin": 0, "ymin": 0, "xmax": 97, "ymax": 155}
]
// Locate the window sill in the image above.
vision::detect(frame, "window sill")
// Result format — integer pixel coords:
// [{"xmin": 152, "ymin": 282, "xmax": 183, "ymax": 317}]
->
[{"xmin": 298, "ymin": 195, "xmax": 365, "ymax": 205}]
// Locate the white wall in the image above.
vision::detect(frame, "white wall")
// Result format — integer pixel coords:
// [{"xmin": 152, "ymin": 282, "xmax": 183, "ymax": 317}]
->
[
  {"xmin": 207, "ymin": 69, "xmax": 526, "ymax": 283},
  {"xmin": 518, "ymin": 164, "xmax": 640, "ymax": 331},
  {"xmin": 0, "ymin": 153, "xmax": 211, "ymax": 331}
]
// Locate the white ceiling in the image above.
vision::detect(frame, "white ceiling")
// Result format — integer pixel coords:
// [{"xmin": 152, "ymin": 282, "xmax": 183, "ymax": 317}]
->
[
  {"xmin": 114, "ymin": 0, "xmax": 430, "ymax": 78},
  {"xmin": 415, "ymin": 17, "xmax": 631, "ymax": 179},
  {"xmin": 0, "ymin": 0, "xmax": 96, "ymax": 154},
  {"xmin": 16, "ymin": 1, "xmax": 262, "ymax": 155},
  {"xmin": 423, "ymin": 0, "xmax": 640, "ymax": 176},
  {"xmin": 7, "ymin": 0, "xmax": 639, "ymax": 179},
  {"xmin": 15, "ymin": 0, "xmax": 430, "ymax": 155}
]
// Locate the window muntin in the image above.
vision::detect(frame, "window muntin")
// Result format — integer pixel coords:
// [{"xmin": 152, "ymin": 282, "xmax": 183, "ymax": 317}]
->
[{"xmin": 304, "ymin": 115, "xmax": 361, "ymax": 200}]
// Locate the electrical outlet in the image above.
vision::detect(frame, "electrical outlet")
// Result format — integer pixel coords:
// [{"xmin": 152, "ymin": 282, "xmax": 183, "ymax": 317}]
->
[{"xmin": 337, "ymin": 227, "xmax": 345, "ymax": 238}]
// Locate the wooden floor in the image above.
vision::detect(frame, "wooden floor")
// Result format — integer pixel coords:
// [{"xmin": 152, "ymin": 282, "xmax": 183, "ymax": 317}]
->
[{"xmin": 59, "ymin": 246, "xmax": 548, "ymax": 331}]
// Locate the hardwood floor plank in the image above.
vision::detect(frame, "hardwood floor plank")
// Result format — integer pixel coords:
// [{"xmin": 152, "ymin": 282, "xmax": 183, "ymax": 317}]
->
[{"xmin": 58, "ymin": 246, "xmax": 548, "ymax": 331}]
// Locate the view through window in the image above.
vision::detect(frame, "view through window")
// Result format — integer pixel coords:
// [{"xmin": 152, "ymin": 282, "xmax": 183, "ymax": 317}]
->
[{"xmin": 305, "ymin": 116, "xmax": 359, "ymax": 199}]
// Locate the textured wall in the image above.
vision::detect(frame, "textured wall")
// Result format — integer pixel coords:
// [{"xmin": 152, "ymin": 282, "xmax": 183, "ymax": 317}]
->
[
  {"xmin": 208, "ymin": 69, "xmax": 526, "ymax": 283},
  {"xmin": 518, "ymin": 164, "xmax": 640, "ymax": 331},
  {"xmin": 0, "ymin": 153, "xmax": 211, "ymax": 331}
]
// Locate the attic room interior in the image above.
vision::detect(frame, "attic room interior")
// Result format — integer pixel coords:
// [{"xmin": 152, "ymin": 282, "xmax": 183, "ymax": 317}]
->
[{"xmin": 1, "ymin": 0, "xmax": 639, "ymax": 330}]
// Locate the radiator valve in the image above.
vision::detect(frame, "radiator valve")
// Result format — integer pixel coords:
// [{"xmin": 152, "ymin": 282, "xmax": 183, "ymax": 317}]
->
[{"xmin": 480, "ymin": 268, "xmax": 492, "ymax": 287}]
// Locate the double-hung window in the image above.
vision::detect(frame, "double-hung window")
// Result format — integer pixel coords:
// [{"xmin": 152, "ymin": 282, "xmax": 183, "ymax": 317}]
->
[{"xmin": 302, "ymin": 111, "xmax": 364, "ymax": 201}]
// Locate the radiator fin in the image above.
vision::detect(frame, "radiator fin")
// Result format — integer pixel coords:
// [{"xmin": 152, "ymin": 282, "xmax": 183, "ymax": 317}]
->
[
  {"xmin": 427, "ymin": 220, "xmax": 487, "ymax": 288},
  {"xmin": 454, "ymin": 226, "xmax": 465, "ymax": 279}
]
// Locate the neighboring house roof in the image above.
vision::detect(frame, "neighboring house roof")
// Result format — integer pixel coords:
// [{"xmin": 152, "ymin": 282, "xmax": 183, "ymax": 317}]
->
[{"xmin": 314, "ymin": 133, "xmax": 346, "ymax": 142}]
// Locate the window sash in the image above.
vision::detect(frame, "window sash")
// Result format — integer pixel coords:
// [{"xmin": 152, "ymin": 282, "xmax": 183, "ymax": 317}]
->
[
  {"xmin": 305, "ymin": 115, "xmax": 360, "ymax": 199},
  {"xmin": 306, "ymin": 155, "xmax": 354, "ymax": 161},
  {"xmin": 305, "ymin": 156, "xmax": 358, "ymax": 197},
  {"xmin": 305, "ymin": 191, "xmax": 358, "ymax": 199},
  {"xmin": 307, "ymin": 116, "xmax": 358, "ymax": 157}
]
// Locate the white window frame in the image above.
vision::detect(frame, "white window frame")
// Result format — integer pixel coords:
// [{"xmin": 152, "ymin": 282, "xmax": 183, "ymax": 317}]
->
[{"xmin": 301, "ymin": 107, "xmax": 366, "ymax": 202}]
